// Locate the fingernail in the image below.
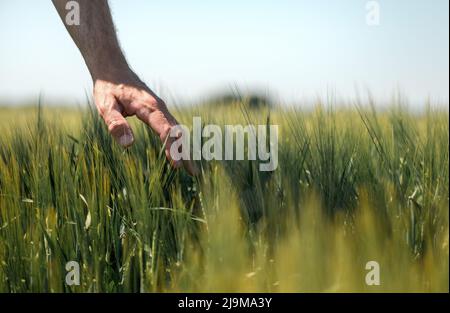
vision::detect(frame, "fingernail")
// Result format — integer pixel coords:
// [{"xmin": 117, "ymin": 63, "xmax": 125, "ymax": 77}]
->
[{"xmin": 119, "ymin": 133, "xmax": 134, "ymax": 147}]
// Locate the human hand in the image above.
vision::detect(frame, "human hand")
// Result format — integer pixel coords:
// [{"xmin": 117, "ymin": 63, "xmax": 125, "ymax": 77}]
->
[{"xmin": 93, "ymin": 70, "xmax": 198, "ymax": 176}]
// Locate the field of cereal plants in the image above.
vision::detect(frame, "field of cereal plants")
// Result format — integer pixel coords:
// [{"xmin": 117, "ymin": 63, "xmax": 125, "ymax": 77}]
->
[{"xmin": 0, "ymin": 97, "xmax": 448, "ymax": 292}]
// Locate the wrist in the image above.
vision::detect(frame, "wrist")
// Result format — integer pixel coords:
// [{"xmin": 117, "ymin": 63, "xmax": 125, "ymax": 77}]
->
[
  {"xmin": 87, "ymin": 51, "xmax": 132, "ymax": 83},
  {"xmin": 90, "ymin": 63, "xmax": 131, "ymax": 83}
]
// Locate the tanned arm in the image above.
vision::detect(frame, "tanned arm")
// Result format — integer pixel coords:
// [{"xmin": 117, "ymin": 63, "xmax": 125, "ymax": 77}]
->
[{"xmin": 52, "ymin": 0, "xmax": 197, "ymax": 175}]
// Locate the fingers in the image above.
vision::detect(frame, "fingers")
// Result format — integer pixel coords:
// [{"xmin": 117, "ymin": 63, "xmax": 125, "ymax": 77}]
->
[
  {"xmin": 136, "ymin": 105, "xmax": 199, "ymax": 176},
  {"xmin": 163, "ymin": 131, "xmax": 200, "ymax": 176},
  {"xmin": 101, "ymin": 101, "xmax": 134, "ymax": 148},
  {"xmin": 183, "ymin": 159, "xmax": 200, "ymax": 177}
]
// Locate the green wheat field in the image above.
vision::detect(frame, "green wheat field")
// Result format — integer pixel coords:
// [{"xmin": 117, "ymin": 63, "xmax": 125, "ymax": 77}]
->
[{"xmin": 0, "ymin": 97, "xmax": 448, "ymax": 293}]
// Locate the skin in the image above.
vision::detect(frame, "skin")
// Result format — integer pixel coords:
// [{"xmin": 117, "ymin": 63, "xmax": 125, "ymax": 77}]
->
[{"xmin": 52, "ymin": 0, "xmax": 198, "ymax": 175}]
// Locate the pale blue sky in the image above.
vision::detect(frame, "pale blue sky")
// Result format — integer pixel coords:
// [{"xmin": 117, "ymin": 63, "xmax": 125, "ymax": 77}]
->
[{"xmin": 0, "ymin": 0, "xmax": 448, "ymax": 106}]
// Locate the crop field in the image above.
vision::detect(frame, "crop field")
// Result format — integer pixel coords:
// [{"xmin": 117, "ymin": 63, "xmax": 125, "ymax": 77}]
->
[{"xmin": 0, "ymin": 99, "xmax": 448, "ymax": 292}]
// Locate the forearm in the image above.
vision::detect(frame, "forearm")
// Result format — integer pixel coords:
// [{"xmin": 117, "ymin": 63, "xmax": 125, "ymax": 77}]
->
[
  {"xmin": 52, "ymin": 0, "xmax": 129, "ymax": 81},
  {"xmin": 52, "ymin": 0, "xmax": 197, "ymax": 174}
]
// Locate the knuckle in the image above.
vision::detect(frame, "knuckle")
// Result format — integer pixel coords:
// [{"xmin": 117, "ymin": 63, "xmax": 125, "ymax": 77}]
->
[
  {"xmin": 106, "ymin": 118, "xmax": 125, "ymax": 133},
  {"xmin": 116, "ymin": 84, "xmax": 127, "ymax": 94},
  {"xmin": 135, "ymin": 106, "xmax": 151, "ymax": 118},
  {"xmin": 160, "ymin": 125, "xmax": 173, "ymax": 141},
  {"xmin": 142, "ymin": 95, "xmax": 162, "ymax": 109}
]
